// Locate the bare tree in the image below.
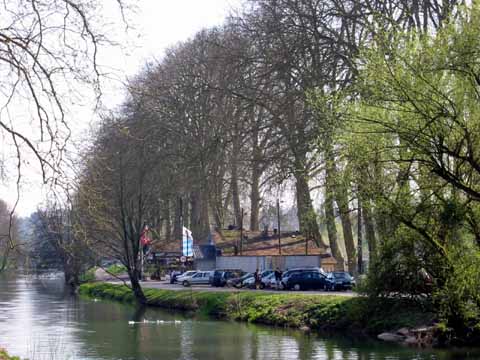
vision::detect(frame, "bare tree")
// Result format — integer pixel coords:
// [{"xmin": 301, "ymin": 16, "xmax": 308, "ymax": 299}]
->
[{"xmin": 0, "ymin": 0, "xmax": 129, "ymax": 269}]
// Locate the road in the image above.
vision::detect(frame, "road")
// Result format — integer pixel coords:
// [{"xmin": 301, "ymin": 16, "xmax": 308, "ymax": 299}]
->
[{"xmin": 128, "ymin": 280, "xmax": 357, "ymax": 297}]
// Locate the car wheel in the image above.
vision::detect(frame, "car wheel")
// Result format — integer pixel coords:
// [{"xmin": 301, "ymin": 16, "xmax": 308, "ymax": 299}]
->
[
  {"xmin": 293, "ymin": 284, "xmax": 301, "ymax": 291},
  {"xmin": 182, "ymin": 281, "xmax": 189, "ymax": 287}
]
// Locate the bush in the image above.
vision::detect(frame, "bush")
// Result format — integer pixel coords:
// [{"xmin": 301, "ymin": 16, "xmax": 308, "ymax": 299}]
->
[
  {"xmin": 362, "ymin": 226, "xmax": 440, "ymax": 300},
  {"xmin": 79, "ymin": 267, "xmax": 97, "ymax": 283},
  {"xmin": 433, "ymin": 243, "xmax": 480, "ymax": 345}
]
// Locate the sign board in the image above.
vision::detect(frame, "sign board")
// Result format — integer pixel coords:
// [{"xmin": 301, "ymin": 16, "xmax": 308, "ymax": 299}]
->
[
  {"xmin": 182, "ymin": 227, "xmax": 193, "ymax": 257},
  {"xmin": 180, "ymin": 256, "xmax": 187, "ymax": 263}
]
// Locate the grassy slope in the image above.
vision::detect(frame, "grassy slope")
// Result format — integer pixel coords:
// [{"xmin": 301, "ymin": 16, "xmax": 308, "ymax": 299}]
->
[{"xmin": 79, "ymin": 283, "xmax": 434, "ymax": 335}]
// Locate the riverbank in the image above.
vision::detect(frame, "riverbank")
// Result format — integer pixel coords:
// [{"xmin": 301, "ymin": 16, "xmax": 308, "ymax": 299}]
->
[{"xmin": 79, "ymin": 282, "xmax": 434, "ymax": 339}]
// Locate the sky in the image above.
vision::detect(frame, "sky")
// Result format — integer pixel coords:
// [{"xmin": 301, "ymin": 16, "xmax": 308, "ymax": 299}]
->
[{"xmin": 0, "ymin": 0, "xmax": 243, "ymax": 217}]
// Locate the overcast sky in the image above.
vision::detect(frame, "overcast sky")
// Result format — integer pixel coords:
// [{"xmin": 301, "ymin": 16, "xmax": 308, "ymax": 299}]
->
[{"xmin": 0, "ymin": 0, "xmax": 243, "ymax": 216}]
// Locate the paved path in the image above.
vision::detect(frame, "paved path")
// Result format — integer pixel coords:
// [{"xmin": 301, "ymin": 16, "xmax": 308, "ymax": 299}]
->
[{"xmin": 111, "ymin": 279, "xmax": 356, "ymax": 297}]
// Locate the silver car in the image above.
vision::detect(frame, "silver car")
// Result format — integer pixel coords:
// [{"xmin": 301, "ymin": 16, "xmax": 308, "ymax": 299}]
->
[
  {"xmin": 181, "ymin": 271, "xmax": 211, "ymax": 287},
  {"xmin": 175, "ymin": 270, "xmax": 197, "ymax": 283}
]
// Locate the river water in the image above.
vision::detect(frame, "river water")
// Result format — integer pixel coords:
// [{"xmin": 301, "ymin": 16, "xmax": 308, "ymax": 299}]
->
[{"xmin": 0, "ymin": 275, "xmax": 478, "ymax": 360}]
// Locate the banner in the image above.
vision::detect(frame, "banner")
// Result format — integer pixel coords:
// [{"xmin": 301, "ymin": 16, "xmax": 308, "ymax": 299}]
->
[{"xmin": 182, "ymin": 227, "xmax": 193, "ymax": 256}]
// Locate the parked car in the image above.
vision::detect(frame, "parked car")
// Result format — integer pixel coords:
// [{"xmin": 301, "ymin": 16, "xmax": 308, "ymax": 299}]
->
[
  {"xmin": 325, "ymin": 272, "xmax": 355, "ymax": 291},
  {"xmin": 175, "ymin": 270, "xmax": 197, "ymax": 284},
  {"xmin": 211, "ymin": 269, "xmax": 244, "ymax": 287},
  {"xmin": 243, "ymin": 276, "xmax": 255, "ymax": 288},
  {"xmin": 261, "ymin": 272, "xmax": 278, "ymax": 289},
  {"xmin": 243, "ymin": 271, "xmax": 276, "ymax": 289},
  {"xmin": 205, "ymin": 270, "xmax": 214, "ymax": 285},
  {"xmin": 281, "ymin": 267, "xmax": 326, "ymax": 289},
  {"xmin": 181, "ymin": 271, "xmax": 211, "ymax": 287},
  {"xmin": 227, "ymin": 273, "xmax": 253, "ymax": 288},
  {"xmin": 261, "ymin": 269, "xmax": 274, "ymax": 278},
  {"xmin": 283, "ymin": 270, "xmax": 328, "ymax": 291}
]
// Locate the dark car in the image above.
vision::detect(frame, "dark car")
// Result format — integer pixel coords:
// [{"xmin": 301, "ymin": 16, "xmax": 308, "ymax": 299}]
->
[
  {"xmin": 284, "ymin": 270, "xmax": 328, "ymax": 291},
  {"xmin": 280, "ymin": 267, "xmax": 326, "ymax": 289},
  {"xmin": 211, "ymin": 269, "xmax": 244, "ymax": 287},
  {"xmin": 325, "ymin": 272, "xmax": 355, "ymax": 291}
]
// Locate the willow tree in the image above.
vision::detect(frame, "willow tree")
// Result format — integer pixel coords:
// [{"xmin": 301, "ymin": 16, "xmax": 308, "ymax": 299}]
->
[{"xmin": 338, "ymin": 4, "xmax": 480, "ymax": 340}]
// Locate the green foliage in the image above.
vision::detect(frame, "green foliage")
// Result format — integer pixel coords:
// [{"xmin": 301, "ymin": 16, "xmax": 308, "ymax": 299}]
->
[
  {"xmin": 0, "ymin": 348, "xmax": 21, "ymax": 360},
  {"xmin": 433, "ymin": 243, "xmax": 480, "ymax": 345},
  {"xmin": 79, "ymin": 267, "xmax": 97, "ymax": 283},
  {"xmin": 308, "ymin": 5, "xmax": 480, "ymax": 344},
  {"xmin": 105, "ymin": 264, "xmax": 126, "ymax": 276},
  {"xmin": 362, "ymin": 225, "xmax": 443, "ymax": 298}
]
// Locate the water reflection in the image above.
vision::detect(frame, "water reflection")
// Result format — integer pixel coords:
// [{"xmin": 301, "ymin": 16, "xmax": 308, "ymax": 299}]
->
[{"xmin": 0, "ymin": 275, "xmax": 478, "ymax": 360}]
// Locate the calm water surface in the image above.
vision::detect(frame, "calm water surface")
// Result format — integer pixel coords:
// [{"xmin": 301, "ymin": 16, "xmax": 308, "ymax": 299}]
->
[{"xmin": 0, "ymin": 275, "xmax": 478, "ymax": 360}]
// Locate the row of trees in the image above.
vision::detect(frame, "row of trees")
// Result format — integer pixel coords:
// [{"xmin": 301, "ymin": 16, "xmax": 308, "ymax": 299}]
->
[
  {"xmin": 22, "ymin": 0, "xmax": 480, "ymax": 340},
  {"xmin": 74, "ymin": 0, "xmax": 465, "ymax": 272}
]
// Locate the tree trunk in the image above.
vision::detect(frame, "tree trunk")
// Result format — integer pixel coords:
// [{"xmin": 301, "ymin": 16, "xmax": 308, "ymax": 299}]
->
[
  {"xmin": 250, "ymin": 160, "xmax": 261, "ymax": 231},
  {"xmin": 129, "ymin": 270, "xmax": 147, "ymax": 304},
  {"xmin": 362, "ymin": 198, "xmax": 377, "ymax": 264},
  {"xmin": 294, "ymin": 168, "xmax": 326, "ymax": 247},
  {"xmin": 164, "ymin": 197, "xmax": 171, "ymax": 242},
  {"xmin": 357, "ymin": 198, "xmax": 363, "ymax": 274},
  {"xmin": 327, "ymin": 146, "xmax": 356, "ymax": 274},
  {"xmin": 324, "ymin": 138, "xmax": 357, "ymax": 274},
  {"xmin": 324, "ymin": 185, "xmax": 345, "ymax": 270},
  {"xmin": 335, "ymin": 189, "xmax": 357, "ymax": 275},
  {"xmin": 249, "ymin": 121, "xmax": 262, "ymax": 231},
  {"xmin": 173, "ymin": 197, "xmax": 182, "ymax": 252},
  {"xmin": 200, "ymin": 189, "xmax": 210, "ymax": 243},
  {"xmin": 190, "ymin": 189, "xmax": 210, "ymax": 244},
  {"xmin": 231, "ymin": 158, "xmax": 242, "ymax": 228}
]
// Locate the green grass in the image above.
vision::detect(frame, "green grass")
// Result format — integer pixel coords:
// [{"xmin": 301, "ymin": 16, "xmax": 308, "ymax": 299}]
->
[
  {"xmin": 105, "ymin": 264, "xmax": 127, "ymax": 276},
  {"xmin": 79, "ymin": 283, "xmax": 434, "ymax": 335}
]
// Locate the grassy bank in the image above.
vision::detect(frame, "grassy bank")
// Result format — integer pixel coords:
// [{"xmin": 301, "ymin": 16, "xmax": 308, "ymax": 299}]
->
[{"xmin": 79, "ymin": 283, "xmax": 434, "ymax": 335}]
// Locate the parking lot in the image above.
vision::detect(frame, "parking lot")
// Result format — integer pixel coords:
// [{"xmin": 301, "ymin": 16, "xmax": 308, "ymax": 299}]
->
[{"xmin": 135, "ymin": 279, "xmax": 356, "ymax": 297}]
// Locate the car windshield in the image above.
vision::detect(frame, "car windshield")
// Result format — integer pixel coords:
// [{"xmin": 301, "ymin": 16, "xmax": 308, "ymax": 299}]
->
[
  {"xmin": 333, "ymin": 272, "xmax": 351, "ymax": 279},
  {"xmin": 182, "ymin": 271, "xmax": 197, "ymax": 277},
  {"xmin": 241, "ymin": 273, "xmax": 253, "ymax": 280}
]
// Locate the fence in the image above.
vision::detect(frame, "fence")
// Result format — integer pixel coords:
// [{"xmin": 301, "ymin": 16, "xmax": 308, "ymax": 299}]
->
[{"xmin": 212, "ymin": 255, "xmax": 323, "ymax": 272}]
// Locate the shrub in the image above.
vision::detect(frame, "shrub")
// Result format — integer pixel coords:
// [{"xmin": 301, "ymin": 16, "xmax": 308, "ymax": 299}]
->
[{"xmin": 433, "ymin": 243, "xmax": 480, "ymax": 345}]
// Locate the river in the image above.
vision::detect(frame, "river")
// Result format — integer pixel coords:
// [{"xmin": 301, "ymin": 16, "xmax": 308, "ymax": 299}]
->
[{"xmin": 0, "ymin": 274, "xmax": 478, "ymax": 360}]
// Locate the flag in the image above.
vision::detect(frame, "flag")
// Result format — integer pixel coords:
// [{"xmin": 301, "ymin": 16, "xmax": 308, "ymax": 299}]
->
[
  {"xmin": 182, "ymin": 227, "xmax": 193, "ymax": 256},
  {"xmin": 140, "ymin": 224, "xmax": 151, "ymax": 246}
]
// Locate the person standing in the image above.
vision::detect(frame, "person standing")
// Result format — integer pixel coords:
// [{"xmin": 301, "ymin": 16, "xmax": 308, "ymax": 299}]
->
[
  {"xmin": 254, "ymin": 269, "xmax": 261, "ymax": 290},
  {"xmin": 274, "ymin": 267, "xmax": 282, "ymax": 289}
]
